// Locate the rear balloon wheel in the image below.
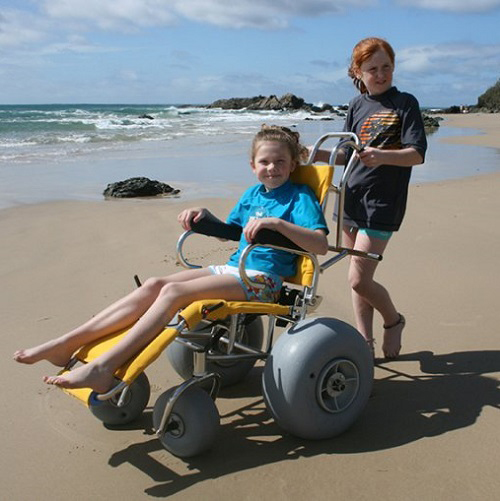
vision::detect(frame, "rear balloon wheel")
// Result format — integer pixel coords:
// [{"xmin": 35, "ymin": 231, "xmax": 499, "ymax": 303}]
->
[
  {"xmin": 167, "ymin": 316, "xmax": 264, "ymax": 386},
  {"xmin": 263, "ymin": 317, "xmax": 373, "ymax": 440}
]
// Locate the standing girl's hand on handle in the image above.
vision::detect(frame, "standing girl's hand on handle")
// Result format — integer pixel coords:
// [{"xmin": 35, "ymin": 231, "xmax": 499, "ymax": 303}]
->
[
  {"xmin": 358, "ymin": 146, "xmax": 385, "ymax": 168},
  {"xmin": 177, "ymin": 207, "xmax": 208, "ymax": 231},
  {"xmin": 358, "ymin": 146, "xmax": 424, "ymax": 168}
]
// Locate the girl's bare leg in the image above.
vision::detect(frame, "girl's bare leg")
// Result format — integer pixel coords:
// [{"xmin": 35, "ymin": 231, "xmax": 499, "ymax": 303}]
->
[
  {"xmin": 43, "ymin": 273, "xmax": 247, "ymax": 393},
  {"xmin": 13, "ymin": 268, "xmax": 213, "ymax": 367},
  {"xmin": 344, "ymin": 228, "xmax": 403, "ymax": 357},
  {"xmin": 343, "ymin": 229, "xmax": 375, "ymax": 347}
]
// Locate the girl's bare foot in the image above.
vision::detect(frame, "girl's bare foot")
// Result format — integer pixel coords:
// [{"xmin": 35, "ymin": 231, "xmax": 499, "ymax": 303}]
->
[
  {"xmin": 382, "ymin": 313, "xmax": 405, "ymax": 359},
  {"xmin": 43, "ymin": 362, "xmax": 115, "ymax": 394},
  {"xmin": 13, "ymin": 339, "xmax": 75, "ymax": 367}
]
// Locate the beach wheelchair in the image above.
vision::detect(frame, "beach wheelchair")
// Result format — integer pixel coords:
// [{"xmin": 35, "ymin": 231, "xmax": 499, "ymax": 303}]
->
[{"xmin": 58, "ymin": 132, "xmax": 381, "ymax": 458}]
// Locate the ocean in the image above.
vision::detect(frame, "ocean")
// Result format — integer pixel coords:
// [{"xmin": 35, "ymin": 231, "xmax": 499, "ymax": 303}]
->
[
  {"xmin": 0, "ymin": 103, "xmax": 324, "ymax": 164},
  {"xmin": 1, "ymin": 104, "xmax": 498, "ymax": 209}
]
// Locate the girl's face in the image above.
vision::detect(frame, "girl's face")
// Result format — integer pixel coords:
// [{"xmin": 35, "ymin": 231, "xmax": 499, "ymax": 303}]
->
[
  {"xmin": 357, "ymin": 48, "xmax": 394, "ymax": 96},
  {"xmin": 251, "ymin": 140, "xmax": 295, "ymax": 190}
]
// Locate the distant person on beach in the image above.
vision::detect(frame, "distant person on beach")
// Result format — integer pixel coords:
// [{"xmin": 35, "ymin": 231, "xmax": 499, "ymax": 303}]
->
[
  {"xmin": 14, "ymin": 125, "xmax": 328, "ymax": 393},
  {"xmin": 310, "ymin": 37, "xmax": 427, "ymax": 358}
]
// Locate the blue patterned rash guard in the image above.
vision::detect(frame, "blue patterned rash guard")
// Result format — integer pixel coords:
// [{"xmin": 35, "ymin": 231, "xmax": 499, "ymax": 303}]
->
[{"xmin": 226, "ymin": 180, "xmax": 328, "ymax": 278}]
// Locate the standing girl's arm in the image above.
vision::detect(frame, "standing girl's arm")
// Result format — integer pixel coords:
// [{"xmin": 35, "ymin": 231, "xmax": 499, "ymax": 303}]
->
[
  {"xmin": 308, "ymin": 147, "xmax": 347, "ymax": 165},
  {"xmin": 358, "ymin": 146, "xmax": 424, "ymax": 168}
]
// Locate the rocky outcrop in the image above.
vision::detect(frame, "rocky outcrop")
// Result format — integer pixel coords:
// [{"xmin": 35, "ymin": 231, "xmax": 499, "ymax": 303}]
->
[
  {"xmin": 208, "ymin": 93, "xmax": 339, "ymax": 114},
  {"xmin": 103, "ymin": 177, "xmax": 180, "ymax": 198}
]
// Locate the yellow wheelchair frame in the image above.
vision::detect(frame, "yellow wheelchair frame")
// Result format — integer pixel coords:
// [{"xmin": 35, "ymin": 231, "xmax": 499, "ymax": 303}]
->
[{"xmin": 58, "ymin": 132, "xmax": 381, "ymax": 458}]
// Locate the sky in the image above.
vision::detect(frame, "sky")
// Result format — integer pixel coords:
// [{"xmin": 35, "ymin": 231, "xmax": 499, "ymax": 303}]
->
[{"xmin": 1, "ymin": 0, "xmax": 499, "ymax": 107}]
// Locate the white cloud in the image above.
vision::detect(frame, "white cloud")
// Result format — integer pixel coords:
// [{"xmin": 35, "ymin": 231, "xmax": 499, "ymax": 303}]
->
[
  {"xmin": 397, "ymin": 0, "xmax": 500, "ymax": 13},
  {"xmin": 41, "ymin": 0, "xmax": 374, "ymax": 31},
  {"xmin": 0, "ymin": 8, "xmax": 110, "ymax": 53},
  {"xmin": 173, "ymin": 0, "xmax": 373, "ymax": 29},
  {"xmin": 42, "ymin": 0, "xmax": 176, "ymax": 31},
  {"xmin": 3, "ymin": 0, "xmax": 499, "ymax": 49},
  {"xmin": 398, "ymin": 43, "xmax": 500, "ymax": 76},
  {"xmin": 395, "ymin": 42, "xmax": 500, "ymax": 105},
  {"xmin": 0, "ymin": 9, "xmax": 49, "ymax": 48},
  {"xmin": 40, "ymin": 35, "xmax": 112, "ymax": 55}
]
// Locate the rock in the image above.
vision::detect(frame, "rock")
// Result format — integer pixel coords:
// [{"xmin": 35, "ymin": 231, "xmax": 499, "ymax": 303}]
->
[
  {"xmin": 422, "ymin": 114, "xmax": 442, "ymax": 128},
  {"xmin": 208, "ymin": 96, "xmax": 266, "ymax": 110},
  {"xmin": 305, "ymin": 116, "xmax": 335, "ymax": 121},
  {"xmin": 443, "ymin": 105, "xmax": 462, "ymax": 114},
  {"xmin": 276, "ymin": 93, "xmax": 305, "ymax": 110},
  {"xmin": 138, "ymin": 114, "xmax": 154, "ymax": 120},
  {"xmin": 253, "ymin": 95, "xmax": 283, "ymax": 110},
  {"xmin": 103, "ymin": 177, "xmax": 180, "ymax": 198}
]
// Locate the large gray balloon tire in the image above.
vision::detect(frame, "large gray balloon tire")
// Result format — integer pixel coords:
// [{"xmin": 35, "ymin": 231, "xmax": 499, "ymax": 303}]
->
[
  {"xmin": 89, "ymin": 372, "xmax": 151, "ymax": 426},
  {"xmin": 166, "ymin": 316, "xmax": 264, "ymax": 387},
  {"xmin": 153, "ymin": 386, "xmax": 220, "ymax": 458},
  {"xmin": 262, "ymin": 316, "xmax": 374, "ymax": 440}
]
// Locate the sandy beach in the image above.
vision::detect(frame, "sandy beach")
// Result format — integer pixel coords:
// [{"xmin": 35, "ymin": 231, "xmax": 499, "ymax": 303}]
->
[
  {"xmin": 439, "ymin": 112, "xmax": 500, "ymax": 148},
  {"xmin": 3, "ymin": 113, "xmax": 499, "ymax": 500}
]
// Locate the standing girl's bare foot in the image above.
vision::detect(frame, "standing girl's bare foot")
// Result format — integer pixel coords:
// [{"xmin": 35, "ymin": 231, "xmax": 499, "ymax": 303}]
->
[
  {"xmin": 382, "ymin": 313, "xmax": 405, "ymax": 359},
  {"xmin": 43, "ymin": 362, "xmax": 115, "ymax": 394},
  {"xmin": 13, "ymin": 339, "xmax": 76, "ymax": 367}
]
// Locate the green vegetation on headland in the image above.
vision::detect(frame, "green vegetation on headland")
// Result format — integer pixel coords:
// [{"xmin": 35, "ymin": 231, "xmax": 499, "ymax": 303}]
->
[{"xmin": 477, "ymin": 79, "xmax": 500, "ymax": 112}]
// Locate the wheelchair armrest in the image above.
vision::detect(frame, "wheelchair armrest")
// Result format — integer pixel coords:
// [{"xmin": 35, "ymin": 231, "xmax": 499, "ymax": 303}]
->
[
  {"xmin": 190, "ymin": 214, "xmax": 304, "ymax": 251},
  {"xmin": 253, "ymin": 228, "xmax": 305, "ymax": 252},
  {"xmin": 190, "ymin": 215, "xmax": 242, "ymax": 241},
  {"xmin": 177, "ymin": 215, "xmax": 242, "ymax": 270}
]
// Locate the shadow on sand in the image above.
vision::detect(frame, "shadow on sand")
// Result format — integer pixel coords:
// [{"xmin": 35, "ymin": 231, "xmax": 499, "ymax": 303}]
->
[{"xmin": 108, "ymin": 349, "xmax": 500, "ymax": 497}]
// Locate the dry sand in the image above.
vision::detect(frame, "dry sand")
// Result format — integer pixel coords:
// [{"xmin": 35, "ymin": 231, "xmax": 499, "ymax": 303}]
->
[{"xmin": 2, "ymin": 113, "xmax": 499, "ymax": 500}]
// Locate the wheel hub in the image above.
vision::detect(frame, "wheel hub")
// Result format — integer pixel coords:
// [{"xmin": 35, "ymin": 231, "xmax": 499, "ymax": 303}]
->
[
  {"xmin": 316, "ymin": 358, "xmax": 360, "ymax": 414},
  {"xmin": 325, "ymin": 372, "xmax": 347, "ymax": 396},
  {"xmin": 166, "ymin": 413, "xmax": 185, "ymax": 438}
]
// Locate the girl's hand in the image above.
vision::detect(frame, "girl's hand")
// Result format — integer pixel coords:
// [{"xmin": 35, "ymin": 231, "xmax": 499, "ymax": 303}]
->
[
  {"xmin": 243, "ymin": 217, "xmax": 279, "ymax": 243},
  {"xmin": 177, "ymin": 207, "xmax": 207, "ymax": 231},
  {"xmin": 358, "ymin": 146, "xmax": 385, "ymax": 167}
]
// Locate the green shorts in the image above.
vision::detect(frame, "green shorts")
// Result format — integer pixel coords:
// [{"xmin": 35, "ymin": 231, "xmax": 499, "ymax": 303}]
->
[{"xmin": 356, "ymin": 227, "xmax": 393, "ymax": 240}]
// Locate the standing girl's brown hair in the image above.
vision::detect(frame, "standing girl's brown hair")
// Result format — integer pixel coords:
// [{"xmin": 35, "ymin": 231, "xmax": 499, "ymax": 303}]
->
[{"xmin": 348, "ymin": 37, "xmax": 396, "ymax": 94}]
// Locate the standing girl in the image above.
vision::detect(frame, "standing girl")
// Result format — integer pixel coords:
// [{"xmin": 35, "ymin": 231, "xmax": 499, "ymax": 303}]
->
[{"xmin": 313, "ymin": 37, "xmax": 427, "ymax": 358}]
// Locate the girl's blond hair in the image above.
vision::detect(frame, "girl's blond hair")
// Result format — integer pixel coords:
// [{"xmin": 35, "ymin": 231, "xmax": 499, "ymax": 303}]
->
[{"xmin": 251, "ymin": 125, "xmax": 308, "ymax": 167}]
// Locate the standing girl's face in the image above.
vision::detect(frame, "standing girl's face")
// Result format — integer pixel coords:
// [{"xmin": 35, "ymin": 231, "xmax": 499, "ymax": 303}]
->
[
  {"xmin": 356, "ymin": 48, "xmax": 394, "ymax": 96},
  {"xmin": 251, "ymin": 140, "xmax": 295, "ymax": 191}
]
